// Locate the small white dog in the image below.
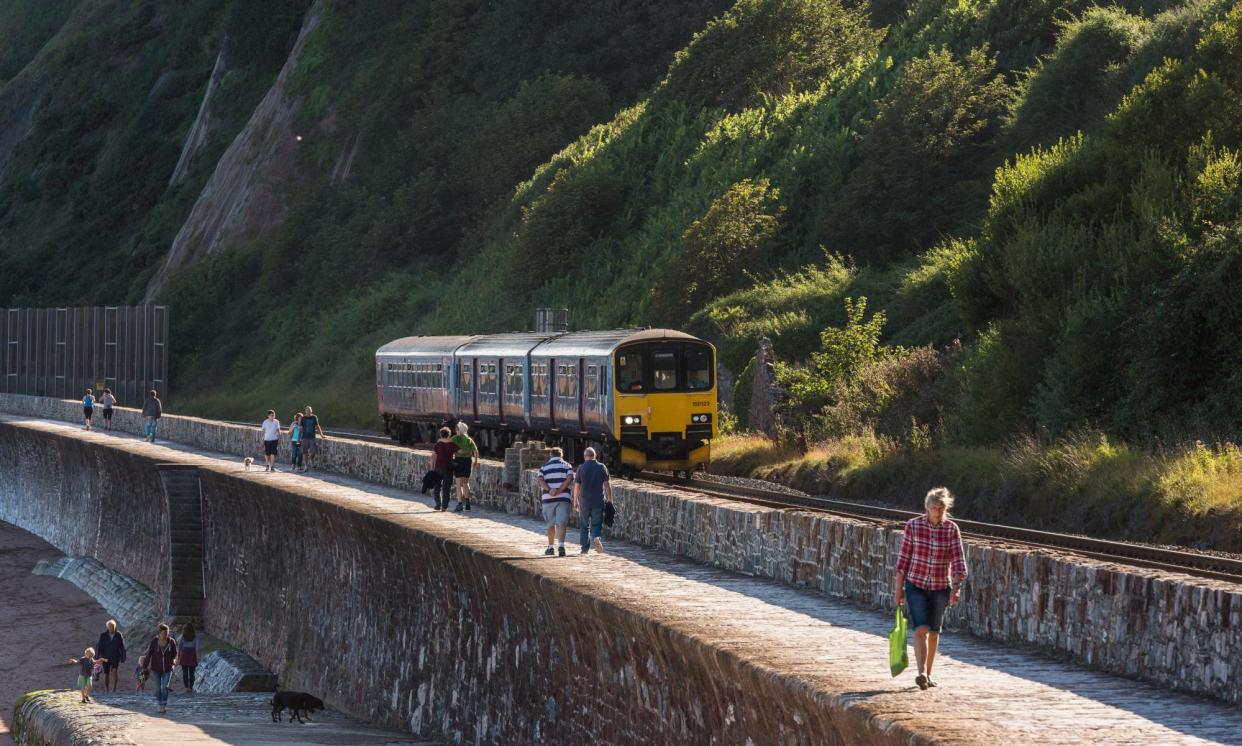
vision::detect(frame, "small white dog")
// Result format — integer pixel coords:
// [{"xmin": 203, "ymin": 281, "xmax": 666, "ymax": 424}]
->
[{"xmin": 243, "ymin": 457, "xmax": 254, "ymax": 471}]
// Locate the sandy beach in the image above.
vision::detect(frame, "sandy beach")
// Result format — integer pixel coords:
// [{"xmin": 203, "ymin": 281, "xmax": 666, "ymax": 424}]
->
[{"xmin": 0, "ymin": 520, "xmax": 113, "ymax": 746}]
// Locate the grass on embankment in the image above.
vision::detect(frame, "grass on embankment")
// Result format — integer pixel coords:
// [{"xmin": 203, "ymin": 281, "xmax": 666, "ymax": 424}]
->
[{"xmin": 710, "ymin": 432, "xmax": 1242, "ymax": 552}]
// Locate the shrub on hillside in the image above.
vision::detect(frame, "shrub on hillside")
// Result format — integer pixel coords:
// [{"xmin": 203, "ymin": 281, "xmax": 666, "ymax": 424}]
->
[
  {"xmin": 650, "ymin": 177, "xmax": 785, "ymax": 324},
  {"xmin": 658, "ymin": 0, "xmax": 882, "ymax": 111},
  {"xmin": 832, "ymin": 47, "xmax": 1012, "ymax": 260},
  {"xmin": 818, "ymin": 343, "xmax": 954, "ymax": 445},
  {"xmin": 1005, "ymin": 7, "xmax": 1149, "ymax": 150}
]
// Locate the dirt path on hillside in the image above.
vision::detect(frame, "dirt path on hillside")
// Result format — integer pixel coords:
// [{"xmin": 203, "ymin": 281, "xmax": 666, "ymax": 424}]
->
[{"xmin": 0, "ymin": 520, "xmax": 111, "ymax": 746}]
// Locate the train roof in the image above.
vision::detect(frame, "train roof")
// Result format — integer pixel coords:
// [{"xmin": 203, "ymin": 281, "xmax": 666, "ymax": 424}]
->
[
  {"xmin": 531, "ymin": 328, "xmax": 705, "ymax": 357},
  {"xmin": 457, "ymin": 332, "xmax": 559, "ymax": 358},
  {"xmin": 376, "ymin": 336, "xmax": 478, "ymax": 356},
  {"xmin": 376, "ymin": 329, "xmax": 708, "ymax": 360}
]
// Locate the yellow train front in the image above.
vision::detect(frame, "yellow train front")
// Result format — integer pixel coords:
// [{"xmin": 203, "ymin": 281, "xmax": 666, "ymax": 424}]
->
[
  {"xmin": 609, "ymin": 331, "xmax": 717, "ymax": 475},
  {"xmin": 376, "ymin": 328, "xmax": 718, "ymax": 474}
]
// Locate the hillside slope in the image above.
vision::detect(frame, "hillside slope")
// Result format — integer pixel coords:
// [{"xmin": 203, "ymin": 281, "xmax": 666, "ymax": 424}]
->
[{"xmin": 0, "ymin": 0, "xmax": 1238, "ymax": 455}]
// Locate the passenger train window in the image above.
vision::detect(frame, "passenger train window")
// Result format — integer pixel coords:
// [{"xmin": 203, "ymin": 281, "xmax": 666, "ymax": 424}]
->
[
  {"xmin": 587, "ymin": 365, "xmax": 597, "ymax": 398},
  {"xmin": 617, "ymin": 353, "xmax": 643, "ymax": 392},
  {"xmin": 653, "ymin": 352, "xmax": 677, "ymax": 390},
  {"xmin": 460, "ymin": 363, "xmax": 472, "ymax": 392},
  {"xmin": 567, "ymin": 365, "xmax": 577, "ymax": 397}
]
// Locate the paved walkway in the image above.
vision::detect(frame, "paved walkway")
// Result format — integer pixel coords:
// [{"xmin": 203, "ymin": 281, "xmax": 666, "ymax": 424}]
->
[
  {"xmin": 20, "ymin": 691, "xmax": 432, "ymax": 745},
  {"xmin": 7, "ymin": 415, "xmax": 1242, "ymax": 745}
]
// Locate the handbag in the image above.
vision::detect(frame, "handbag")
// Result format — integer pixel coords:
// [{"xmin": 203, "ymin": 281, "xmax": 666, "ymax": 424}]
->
[
  {"xmin": 603, "ymin": 501, "xmax": 616, "ymax": 527},
  {"xmin": 888, "ymin": 607, "xmax": 908, "ymax": 677}
]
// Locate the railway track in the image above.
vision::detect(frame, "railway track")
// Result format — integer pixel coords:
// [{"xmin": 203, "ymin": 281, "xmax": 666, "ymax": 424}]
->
[
  {"xmin": 640, "ymin": 472, "xmax": 1242, "ymax": 585},
  {"xmin": 202, "ymin": 421, "xmax": 1242, "ymax": 583}
]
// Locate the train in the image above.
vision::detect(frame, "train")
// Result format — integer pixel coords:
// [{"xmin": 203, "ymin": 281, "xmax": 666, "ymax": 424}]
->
[{"xmin": 375, "ymin": 328, "xmax": 717, "ymax": 475}]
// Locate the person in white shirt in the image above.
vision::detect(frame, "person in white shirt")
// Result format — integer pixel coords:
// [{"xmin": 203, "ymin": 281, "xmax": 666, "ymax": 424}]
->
[{"xmin": 259, "ymin": 410, "xmax": 282, "ymax": 472}]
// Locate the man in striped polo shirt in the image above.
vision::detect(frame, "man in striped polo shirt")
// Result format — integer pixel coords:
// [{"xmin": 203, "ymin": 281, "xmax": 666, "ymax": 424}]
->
[{"xmin": 538, "ymin": 447, "xmax": 575, "ymax": 557}]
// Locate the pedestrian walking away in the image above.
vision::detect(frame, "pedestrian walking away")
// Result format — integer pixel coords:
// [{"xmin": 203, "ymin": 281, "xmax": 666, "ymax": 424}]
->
[
  {"xmin": 299, "ymin": 405, "xmax": 325, "ymax": 471},
  {"xmin": 100, "ymin": 388, "xmax": 116, "ymax": 430},
  {"xmin": 538, "ymin": 447, "xmax": 574, "ymax": 556},
  {"xmin": 260, "ymin": 410, "xmax": 281, "ymax": 472},
  {"xmin": 142, "ymin": 390, "xmax": 163, "ymax": 443},
  {"xmin": 431, "ymin": 427, "xmax": 457, "ymax": 511},
  {"xmin": 177, "ymin": 622, "xmax": 199, "ymax": 694},
  {"xmin": 143, "ymin": 623, "xmax": 179, "ymax": 713},
  {"xmin": 65, "ymin": 647, "xmax": 106, "ymax": 703},
  {"xmin": 894, "ymin": 487, "xmax": 967, "ymax": 690},
  {"xmin": 82, "ymin": 388, "xmax": 95, "ymax": 431},
  {"xmin": 96, "ymin": 618, "xmax": 126, "ymax": 692},
  {"xmin": 289, "ymin": 412, "xmax": 304, "ymax": 470},
  {"xmin": 573, "ymin": 447, "xmax": 613, "ymax": 555},
  {"xmin": 451, "ymin": 422, "xmax": 479, "ymax": 512}
]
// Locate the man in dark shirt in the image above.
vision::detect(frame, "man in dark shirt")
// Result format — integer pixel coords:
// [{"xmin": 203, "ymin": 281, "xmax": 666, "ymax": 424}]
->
[
  {"xmin": 431, "ymin": 427, "xmax": 457, "ymax": 511},
  {"xmin": 573, "ymin": 447, "xmax": 613, "ymax": 555},
  {"xmin": 96, "ymin": 618, "xmax": 126, "ymax": 692}
]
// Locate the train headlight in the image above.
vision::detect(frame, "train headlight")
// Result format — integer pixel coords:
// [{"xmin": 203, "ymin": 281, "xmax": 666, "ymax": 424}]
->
[
  {"xmin": 623, "ymin": 415, "xmax": 642, "ymax": 426},
  {"xmin": 691, "ymin": 413, "xmax": 712, "ymax": 424}
]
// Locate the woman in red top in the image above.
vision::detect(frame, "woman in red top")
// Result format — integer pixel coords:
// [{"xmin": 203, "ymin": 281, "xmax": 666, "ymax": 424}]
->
[
  {"xmin": 431, "ymin": 427, "xmax": 457, "ymax": 511},
  {"xmin": 894, "ymin": 487, "xmax": 967, "ymax": 690}
]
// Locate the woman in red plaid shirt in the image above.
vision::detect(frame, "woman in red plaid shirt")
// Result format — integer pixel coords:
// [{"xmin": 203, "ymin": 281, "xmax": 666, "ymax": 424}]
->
[{"xmin": 894, "ymin": 487, "xmax": 967, "ymax": 689}]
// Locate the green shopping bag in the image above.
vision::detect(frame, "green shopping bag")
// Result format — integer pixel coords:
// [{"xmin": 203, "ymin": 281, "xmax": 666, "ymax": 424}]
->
[{"xmin": 889, "ymin": 607, "xmax": 908, "ymax": 677}]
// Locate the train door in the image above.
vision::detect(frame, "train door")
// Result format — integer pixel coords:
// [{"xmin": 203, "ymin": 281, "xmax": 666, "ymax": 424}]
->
[
  {"xmin": 497, "ymin": 357, "xmax": 505, "ymax": 425},
  {"xmin": 549, "ymin": 357, "xmax": 557, "ymax": 430},
  {"xmin": 577, "ymin": 357, "xmax": 586, "ymax": 432},
  {"xmin": 471, "ymin": 358, "xmax": 479, "ymax": 422}
]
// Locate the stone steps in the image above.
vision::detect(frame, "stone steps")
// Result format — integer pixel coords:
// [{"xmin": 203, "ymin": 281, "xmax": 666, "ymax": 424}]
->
[{"xmin": 158, "ymin": 465, "xmax": 204, "ymax": 625}]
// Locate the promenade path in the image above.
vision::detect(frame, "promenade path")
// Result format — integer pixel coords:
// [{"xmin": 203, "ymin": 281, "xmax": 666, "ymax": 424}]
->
[{"xmin": 7, "ymin": 414, "xmax": 1242, "ymax": 745}]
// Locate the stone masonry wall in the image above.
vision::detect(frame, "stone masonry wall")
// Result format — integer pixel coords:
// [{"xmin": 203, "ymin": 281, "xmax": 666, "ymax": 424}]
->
[
  {"xmin": 0, "ymin": 422, "xmax": 171, "ymax": 617},
  {"xmin": 1, "ymin": 394, "xmax": 1239, "ymax": 704},
  {"xmin": 0, "ymin": 417, "xmax": 904, "ymax": 744}
]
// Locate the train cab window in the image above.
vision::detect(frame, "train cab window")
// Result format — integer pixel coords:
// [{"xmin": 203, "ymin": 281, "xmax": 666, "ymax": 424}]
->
[
  {"xmin": 685, "ymin": 347, "xmax": 712, "ymax": 390},
  {"xmin": 617, "ymin": 352, "xmax": 643, "ymax": 392},
  {"xmin": 653, "ymin": 352, "xmax": 678, "ymax": 390}
]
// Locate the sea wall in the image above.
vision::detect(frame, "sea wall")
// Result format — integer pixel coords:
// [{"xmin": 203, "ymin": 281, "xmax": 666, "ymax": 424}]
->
[
  {"xmin": 1, "ymin": 393, "xmax": 1239, "ymax": 706},
  {"xmin": 0, "ymin": 417, "xmax": 901, "ymax": 744}
]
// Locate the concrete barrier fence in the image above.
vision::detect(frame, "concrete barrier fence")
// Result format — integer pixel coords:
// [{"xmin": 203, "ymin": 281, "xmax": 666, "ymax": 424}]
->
[{"xmin": 0, "ymin": 393, "xmax": 1238, "ymax": 706}]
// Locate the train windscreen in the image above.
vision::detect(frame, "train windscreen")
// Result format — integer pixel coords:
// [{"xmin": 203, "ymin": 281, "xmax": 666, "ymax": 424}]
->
[{"xmin": 616, "ymin": 342, "xmax": 714, "ymax": 393}]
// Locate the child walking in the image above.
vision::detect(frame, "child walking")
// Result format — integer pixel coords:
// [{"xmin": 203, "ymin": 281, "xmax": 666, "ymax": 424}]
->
[
  {"xmin": 100, "ymin": 388, "xmax": 116, "ymax": 430},
  {"xmin": 177, "ymin": 622, "xmax": 200, "ymax": 693},
  {"xmin": 135, "ymin": 655, "xmax": 149, "ymax": 691},
  {"xmin": 66, "ymin": 647, "xmax": 106, "ymax": 703},
  {"xmin": 82, "ymin": 389, "xmax": 95, "ymax": 431},
  {"xmin": 289, "ymin": 413, "xmax": 304, "ymax": 470}
]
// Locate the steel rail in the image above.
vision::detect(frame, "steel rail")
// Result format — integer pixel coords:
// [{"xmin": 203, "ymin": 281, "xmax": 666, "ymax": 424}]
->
[{"xmin": 639, "ymin": 472, "xmax": 1242, "ymax": 585}]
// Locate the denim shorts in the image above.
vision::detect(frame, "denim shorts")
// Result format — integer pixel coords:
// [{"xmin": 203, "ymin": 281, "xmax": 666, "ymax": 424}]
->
[
  {"xmin": 905, "ymin": 582, "xmax": 950, "ymax": 632},
  {"xmin": 541, "ymin": 500, "xmax": 570, "ymax": 527}
]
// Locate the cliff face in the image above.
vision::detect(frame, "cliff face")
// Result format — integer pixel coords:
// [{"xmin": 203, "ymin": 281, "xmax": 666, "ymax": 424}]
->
[{"xmin": 146, "ymin": 6, "xmax": 321, "ymax": 300}]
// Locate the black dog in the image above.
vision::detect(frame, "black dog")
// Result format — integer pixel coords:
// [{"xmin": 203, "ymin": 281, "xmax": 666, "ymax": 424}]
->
[
  {"xmin": 420, "ymin": 469, "xmax": 442, "ymax": 495},
  {"xmin": 271, "ymin": 690, "xmax": 325, "ymax": 723}
]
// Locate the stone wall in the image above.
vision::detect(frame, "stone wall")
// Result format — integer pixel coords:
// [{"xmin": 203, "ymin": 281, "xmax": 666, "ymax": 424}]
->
[
  {"xmin": 0, "ymin": 417, "xmax": 904, "ymax": 744},
  {"xmin": 1, "ymin": 394, "xmax": 1240, "ymax": 705},
  {"xmin": 0, "ymin": 422, "xmax": 171, "ymax": 618}
]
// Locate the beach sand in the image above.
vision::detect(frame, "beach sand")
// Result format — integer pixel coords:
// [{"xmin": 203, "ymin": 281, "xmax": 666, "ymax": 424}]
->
[{"xmin": 0, "ymin": 520, "xmax": 112, "ymax": 746}]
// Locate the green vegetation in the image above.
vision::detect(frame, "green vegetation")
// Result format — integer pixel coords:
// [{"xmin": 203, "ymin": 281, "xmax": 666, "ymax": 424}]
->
[{"xmin": 2, "ymin": 0, "xmax": 1241, "ymax": 546}]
